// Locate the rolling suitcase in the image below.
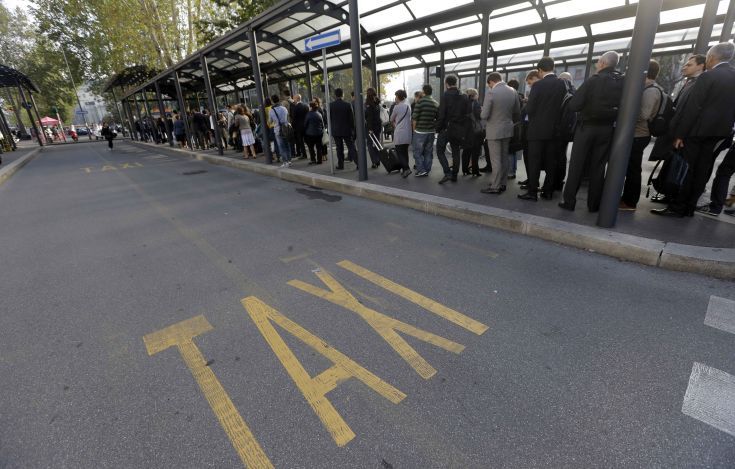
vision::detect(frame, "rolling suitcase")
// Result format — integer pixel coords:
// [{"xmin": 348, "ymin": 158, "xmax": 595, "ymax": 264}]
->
[{"xmin": 369, "ymin": 132, "xmax": 400, "ymax": 174}]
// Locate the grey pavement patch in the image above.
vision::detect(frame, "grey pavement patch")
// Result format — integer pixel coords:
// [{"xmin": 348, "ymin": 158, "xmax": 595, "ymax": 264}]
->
[
  {"xmin": 126, "ymin": 141, "xmax": 735, "ymax": 279},
  {"xmin": 295, "ymin": 187, "xmax": 341, "ymax": 202},
  {"xmin": 0, "ymin": 147, "xmax": 42, "ymax": 187},
  {"xmin": 704, "ymin": 296, "xmax": 735, "ymax": 335},
  {"xmin": 182, "ymin": 170, "xmax": 208, "ymax": 176},
  {"xmin": 682, "ymin": 362, "xmax": 735, "ymax": 437}
]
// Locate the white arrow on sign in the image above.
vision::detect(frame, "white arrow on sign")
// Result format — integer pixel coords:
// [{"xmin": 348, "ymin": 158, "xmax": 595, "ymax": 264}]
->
[{"xmin": 304, "ymin": 30, "xmax": 342, "ymax": 53}]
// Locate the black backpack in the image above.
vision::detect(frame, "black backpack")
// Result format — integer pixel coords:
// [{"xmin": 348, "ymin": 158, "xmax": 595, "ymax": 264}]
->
[
  {"xmin": 558, "ymin": 89, "xmax": 577, "ymax": 142},
  {"xmin": 646, "ymin": 85, "xmax": 675, "ymax": 137},
  {"xmin": 584, "ymin": 71, "xmax": 624, "ymax": 124},
  {"xmin": 647, "ymin": 150, "xmax": 689, "ymax": 198}
]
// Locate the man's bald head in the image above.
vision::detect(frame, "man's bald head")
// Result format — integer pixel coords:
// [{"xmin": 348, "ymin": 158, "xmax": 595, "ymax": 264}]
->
[
  {"xmin": 706, "ymin": 42, "xmax": 735, "ymax": 70},
  {"xmin": 596, "ymin": 51, "xmax": 619, "ymax": 72}
]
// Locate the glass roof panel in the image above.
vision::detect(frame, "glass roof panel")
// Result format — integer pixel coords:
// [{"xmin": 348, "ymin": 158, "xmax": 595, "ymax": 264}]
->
[
  {"xmin": 376, "ymin": 43, "xmax": 401, "ymax": 56},
  {"xmin": 718, "ymin": 1, "xmax": 730, "ymax": 15},
  {"xmin": 226, "ymin": 41, "xmax": 249, "ymax": 52},
  {"xmin": 549, "ymin": 43, "xmax": 589, "ymax": 57},
  {"xmin": 544, "ymin": 0, "xmax": 626, "ymax": 20},
  {"xmin": 654, "ymin": 29, "xmax": 689, "ymax": 45},
  {"xmin": 534, "ymin": 33, "xmax": 546, "ymax": 44},
  {"xmin": 660, "ymin": 5, "xmax": 705, "ymax": 25},
  {"xmin": 306, "ymin": 15, "xmax": 341, "ymax": 31},
  {"xmin": 435, "ymin": 23, "xmax": 482, "ymax": 43},
  {"xmin": 395, "ymin": 57, "xmax": 422, "ymax": 68},
  {"xmin": 488, "ymin": 9, "xmax": 541, "ymax": 32},
  {"xmin": 269, "ymin": 48, "xmax": 296, "ymax": 61},
  {"xmin": 405, "ymin": 0, "xmax": 473, "ymax": 19},
  {"xmin": 433, "ymin": 17, "xmax": 476, "ymax": 31},
  {"xmin": 422, "ymin": 52, "xmax": 441, "ymax": 63},
  {"xmin": 510, "ymin": 50, "xmax": 543, "ymax": 64},
  {"xmin": 395, "ymin": 35, "xmax": 434, "ymax": 52},
  {"xmin": 493, "ymin": 35, "xmax": 537, "ymax": 51},
  {"xmin": 592, "ymin": 37, "xmax": 631, "ymax": 52},
  {"xmin": 376, "ymin": 61, "xmax": 398, "ymax": 71},
  {"xmin": 452, "ymin": 45, "xmax": 481, "ymax": 58},
  {"xmin": 263, "ymin": 18, "xmax": 297, "ymax": 33},
  {"xmin": 590, "ymin": 17, "xmax": 636, "ymax": 35},
  {"xmin": 392, "ymin": 30, "xmax": 421, "ymax": 41},
  {"xmin": 279, "ymin": 24, "xmax": 316, "ymax": 42},
  {"xmin": 359, "ymin": 0, "xmax": 402, "ymax": 15},
  {"xmin": 447, "ymin": 59, "xmax": 480, "ymax": 72},
  {"xmin": 360, "ymin": 4, "xmax": 413, "ymax": 33},
  {"xmin": 551, "ymin": 26, "xmax": 588, "ymax": 42},
  {"xmin": 490, "ymin": 2, "xmax": 533, "ymax": 18}
]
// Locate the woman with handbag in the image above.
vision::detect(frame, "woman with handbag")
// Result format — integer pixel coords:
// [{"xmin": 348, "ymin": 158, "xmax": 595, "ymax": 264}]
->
[
  {"xmin": 313, "ymin": 97, "xmax": 328, "ymax": 162},
  {"xmin": 390, "ymin": 89, "xmax": 412, "ymax": 178},
  {"xmin": 364, "ymin": 87, "xmax": 382, "ymax": 169},
  {"xmin": 236, "ymin": 105, "xmax": 257, "ymax": 159},
  {"xmin": 462, "ymin": 88, "xmax": 483, "ymax": 176},
  {"xmin": 304, "ymin": 101, "xmax": 325, "ymax": 164}
]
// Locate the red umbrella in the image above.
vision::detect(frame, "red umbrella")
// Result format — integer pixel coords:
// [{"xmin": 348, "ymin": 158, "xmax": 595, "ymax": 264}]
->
[{"xmin": 40, "ymin": 116, "xmax": 59, "ymax": 125}]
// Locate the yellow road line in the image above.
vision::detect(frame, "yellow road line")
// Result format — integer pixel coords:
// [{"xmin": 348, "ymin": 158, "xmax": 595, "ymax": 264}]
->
[
  {"xmin": 337, "ymin": 260, "xmax": 489, "ymax": 335},
  {"xmin": 241, "ymin": 296, "xmax": 405, "ymax": 447},
  {"xmin": 144, "ymin": 316, "xmax": 274, "ymax": 469},
  {"xmin": 288, "ymin": 270, "xmax": 464, "ymax": 380},
  {"xmin": 279, "ymin": 250, "xmax": 316, "ymax": 264}
]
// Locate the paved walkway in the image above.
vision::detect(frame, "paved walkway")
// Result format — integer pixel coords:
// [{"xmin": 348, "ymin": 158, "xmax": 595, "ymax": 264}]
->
[{"xmin": 155, "ymin": 139, "xmax": 734, "ymax": 249}]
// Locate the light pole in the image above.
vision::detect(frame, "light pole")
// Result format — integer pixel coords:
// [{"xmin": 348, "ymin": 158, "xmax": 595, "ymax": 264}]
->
[{"xmin": 60, "ymin": 45, "xmax": 89, "ymax": 129}]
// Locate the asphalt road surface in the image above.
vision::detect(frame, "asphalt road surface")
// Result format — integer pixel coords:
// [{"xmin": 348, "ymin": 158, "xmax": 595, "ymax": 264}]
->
[{"xmin": 0, "ymin": 142, "xmax": 733, "ymax": 468}]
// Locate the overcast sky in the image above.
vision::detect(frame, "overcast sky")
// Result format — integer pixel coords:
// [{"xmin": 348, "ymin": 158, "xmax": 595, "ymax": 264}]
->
[{"xmin": 2, "ymin": 0, "xmax": 30, "ymax": 11}]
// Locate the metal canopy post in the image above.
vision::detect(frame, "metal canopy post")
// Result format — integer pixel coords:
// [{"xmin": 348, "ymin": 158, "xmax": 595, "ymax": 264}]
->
[
  {"xmin": 584, "ymin": 42, "xmax": 595, "ymax": 80},
  {"xmin": 0, "ymin": 106, "xmax": 16, "ymax": 150},
  {"xmin": 694, "ymin": 0, "xmax": 719, "ymax": 54},
  {"xmin": 439, "ymin": 50, "xmax": 446, "ymax": 103},
  {"xmin": 720, "ymin": 0, "xmax": 735, "ymax": 42},
  {"xmin": 424, "ymin": 66, "xmax": 430, "ymax": 85},
  {"xmin": 154, "ymin": 81, "xmax": 174, "ymax": 147},
  {"xmin": 125, "ymin": 99, "xmax": 137, "ymax": 140},
  {"xmin": 17, "ymin": 81, "xmax": 43, "ymax": 146},
  {"xmin": 597, "ymin": 0, "xmax": 663, "ymax": 228},
  {"xmin": 27, "ymin": 91, "xmax": 45, "ymax": 142},
  {"xmin": 141, "ymin": 89, "xmax": 160, "ymax": 143},
  {"xmin": 348, "ymin": 0, "xmax": 368, "ymax": 181},
  {"xmin": 305, "ymin": 61, "xmax": 313, "ymax": 102},
  {"xmin": 478, "ymin": 11, "xmax": 490, "ymax": 101},
  {"xmin": 133, "ymin": 93, "xmax": 144, "ymax": 140},
  {"xmin": 109, "ymin": 88, "xmax": 124, "ymax": 129},
  {"xmin": 6, "ymin": 89, "xmax": 27, "ymax": 138},
  {"xmin": 370, "ymin": 43, "xmax": 379, "ymax": 95},
  {"xmin": 201, "ymin": 54, "xmax": 224, "ymax": 156},
  {"xmin": 249, "ymin": 29, "xmax": 272, "ymax": 163},
  {"xmin": 173, "ymin": 71, "xmax": 194, "ymax": 150}
]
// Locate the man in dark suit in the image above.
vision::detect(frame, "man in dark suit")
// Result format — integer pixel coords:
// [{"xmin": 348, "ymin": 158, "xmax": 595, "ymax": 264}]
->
[
  {"xmin": 291, "ymin": 94, "xmax": 309, "ymax": 161},
  {"xmin": 519, "ymin": 56, "xmax": 567, "ymax": 201},
  {"xmin": 558, "ymin": 51, "xmax": 624, "ymax": 211},
  {"xmin": 329, "ymin": 88, "xmax": 357, "ymax": 169},
  {"xmin": 436, "ymin": 75, "xmax": 470, "ymax": 184},
  {"xmin": 652, "ymin": 42, "xmax": 735, "ymax": 217}
]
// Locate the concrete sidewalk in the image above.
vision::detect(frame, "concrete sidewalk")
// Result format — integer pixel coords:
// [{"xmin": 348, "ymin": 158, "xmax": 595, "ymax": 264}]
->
[{"xmin": 127, "ymin": 140, "xmax": 734, "ymax": 279}]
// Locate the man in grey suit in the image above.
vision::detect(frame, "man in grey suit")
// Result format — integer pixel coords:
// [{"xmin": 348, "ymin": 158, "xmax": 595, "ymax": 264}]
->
[{"xmin": 480, "ymin": 72, "xmax": 521, "ymax": 194}]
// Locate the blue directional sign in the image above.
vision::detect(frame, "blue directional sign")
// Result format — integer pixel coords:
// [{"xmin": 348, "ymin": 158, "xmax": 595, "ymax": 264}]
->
[{"xmin": 304, "ymin": 30, "xmax": 341, "ymax": 52}]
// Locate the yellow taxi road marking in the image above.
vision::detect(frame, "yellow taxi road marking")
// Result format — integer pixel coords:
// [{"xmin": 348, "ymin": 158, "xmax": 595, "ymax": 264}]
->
[
  {"xmin": 337, "ymin": 260, "xmax": 489, "ymax": 335},
  {"xmin": 279, "ymin": 250, "xmax": 316, "ymax": 264},
  {"xmin": 448, "ymin": 240, "xmax": 500, "ymax": 259},
  {"xmin": 143, "ymin": 316, "xmax": 274, "ymax": 469},
  {"xmin": 81, "ymin": 162, "xmax": 143, "ymax": 173},
  {"xmin": 241, "ymin": 296, "xmax": 406, "ymax": 447},
  {"xmin": 288, "ymin": 270, "xmax": 464, "ymax": 380}
]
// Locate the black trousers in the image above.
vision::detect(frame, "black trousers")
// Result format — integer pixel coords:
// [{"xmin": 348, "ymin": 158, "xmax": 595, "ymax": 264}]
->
[
  {"xmin": 334, "ymin": 136, "xmax": 357, "ymax": 167},
  {"xmin": 555, "ymin": 142, "xmax": 569, "ymax": 189},
  {"xmin": 670, "ymin": 137, "xmax": 720, "ymax": 215},
  {"xmin": 709, "ymin": 143, "xmax": 735, "ymax": 213},
  {"xmin": 436, "ymin": 131, "xmax": 461, "ymax": 176},
  {"xmin": 526, "ymin": 139, "xmax": 559, "ymax": 194},
  {"xmin": 621, "ymin": 136, "xmax": 651, "ymax": 207},
  {"xmin": 563, "ymin": 124, "xmax": 615, "ymax": 211},
  {"xmin": 395, "ymin": 144, "xmax": 410, "ymax": 170},
  {"xmin": 294, "ymin": 129, "xmax": 306, "ymax": 157},
  {"xmin": 462, "ymin": 139, "xmax": 482, "ymax": 174},
  {"xmin": 305, "ymin": 134, "xmax": 322, "ymax": 163}
]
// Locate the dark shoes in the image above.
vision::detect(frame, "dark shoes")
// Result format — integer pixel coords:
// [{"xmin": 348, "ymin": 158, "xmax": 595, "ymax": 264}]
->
[
  {"xmin": 650, "ymin": 207, "xmax": 684, "ymax": 218},
  {"xmin": 695, "ymin": 205, "xmax": 720, "ymax": 217},
  {"xmin": 401, "ymin": 169, "xmax": 412, "ymax": 178},
  {"xmin": 558, "ymin": 201, "xmax": 575, "ymax": 211},
  {"xmin": 540, "ymin": 192, "xmax": 553, "ymax": 200},
  {"xmin": 481, "ymin": 188, "xmax": 502, "ymax": 194},
  {"xmin": 439, "ymin": 175, "xmax": 452, "ymax": 184},
  {"xmin": 479, "ymin": 166, "xmax": 491, "ymax": 173},
  {"xmin": 518, "ymin": 179, "xmax": 528, "ymax": 185},
  {"xmin": 336, "ymin": 165, "xmax": 344, "ymax": 170},
  {"xmin": 371, "ymin": 163, "xmax": 378, "ymax": 169},
  {"xmin": 517, "ymin": 192, "xmax": 538, "ymax": 201}
]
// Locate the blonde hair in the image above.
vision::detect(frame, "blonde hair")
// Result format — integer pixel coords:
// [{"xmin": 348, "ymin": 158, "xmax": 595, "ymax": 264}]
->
[{"xmin": 466, "ymin": 88, "xmax": 478, "ymax": 99}]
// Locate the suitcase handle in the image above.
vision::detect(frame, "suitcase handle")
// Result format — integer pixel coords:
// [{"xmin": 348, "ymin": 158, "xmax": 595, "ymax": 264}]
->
[{"xmin": 368, "ymin": 131, "xmax": 384, "ymax": 151}]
